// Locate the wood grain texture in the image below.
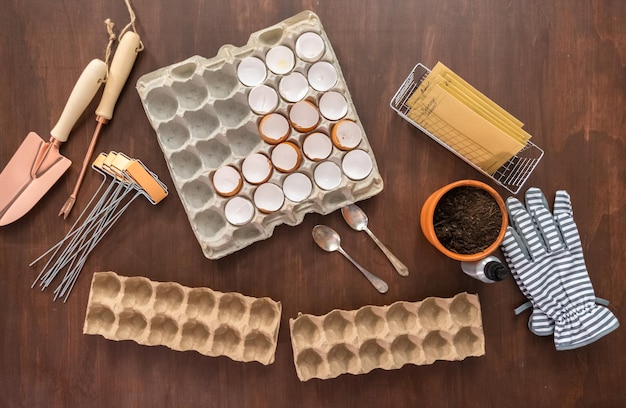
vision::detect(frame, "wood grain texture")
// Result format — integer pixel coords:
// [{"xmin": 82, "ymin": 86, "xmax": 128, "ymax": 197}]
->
[{"xmin": 1, "ymin": 0, "xmax": 624, "ymax": 407}]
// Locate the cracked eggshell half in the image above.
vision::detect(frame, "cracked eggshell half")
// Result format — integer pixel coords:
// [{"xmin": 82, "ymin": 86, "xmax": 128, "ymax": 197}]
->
[
  {"xmin": 342, "ymin": 149, "xmax": 373, "ymax": 181},
  {"xmin": 289, "ymin": 100, "xmax": 320, "ymax": 132},
  {"xmin": 313, "ymin": 161, "xmax": 342, "ymax": 190},
  {"xmin": 259, "ymin": 113, "xmax": 291, "ymax": 144},
  {"xmin": 295, "ymin": 32, "xmax": 325, "ymax": 62},
  {"xmin": 271, "ymin": 141, "xmax": 302, "ymax": 173},
  {"xmin": 319, "ymin": 91, "xmax": 348, "ymax": 121},
  {"xmin": 331, "ymin": 119, "xmax": 362, "ymax": 150},
  {"xmin": 278, "ymin": 72, "xmax": 309, "ymax": 103},
  {"xmin": 265, "ymin": 45, "xmax": 295, "ymax": 75},
  {"xmin": 303, "ymin": 132, "xmax": 332, "ymax": 161},
  {"xmin": 254, "ymin": 182, "xmax": 285, "ymax": 213},
  {"xmin": 212, "ymin": 165, "xmax": 243, "ymax": 197},
  {"xmin": 225, "ymin": 196, "xmax": 255, "ymax": 226},
  {"xmin": 307, "ymin": 61, "xmax": 337, "ymax": 92},
  {"xmin": 282, "ymin": 172, "xmax": 313, "ymax": 203},
  {"xmin": 242, "ymin": 153, "xmax": 273, "ymax": 184},
  {"xmin": 237, "ymin": 56, "xmax": 267, "ymax": 87},
  {"xmin": 248, "ymin": 85, "xmax": 278, "ymax": 115}
]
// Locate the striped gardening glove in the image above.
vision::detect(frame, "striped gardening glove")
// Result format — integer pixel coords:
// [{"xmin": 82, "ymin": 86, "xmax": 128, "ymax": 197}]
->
[{"xmin": 501, "ymin": 187, "xmax": 619, "ymax": 350}]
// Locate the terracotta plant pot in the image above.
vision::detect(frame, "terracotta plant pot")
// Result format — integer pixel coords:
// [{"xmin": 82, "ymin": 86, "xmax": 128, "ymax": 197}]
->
[{"xmin": 420, "ymin": 180, "xmax": 508, "ymax": 262}]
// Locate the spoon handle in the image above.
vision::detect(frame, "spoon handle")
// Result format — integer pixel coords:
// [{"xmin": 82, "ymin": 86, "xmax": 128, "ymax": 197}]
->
[
  {"xmin": 365, "ymin": 228, "xmax": 409, "ymax": 277},
  {"xmin": 337, "ymin": 247, "xmax": 389, "ymax": 293}
]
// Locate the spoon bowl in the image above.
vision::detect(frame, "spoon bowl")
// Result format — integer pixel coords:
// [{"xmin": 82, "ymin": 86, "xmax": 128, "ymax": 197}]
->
[
  {"xmin": 341, "ymin": 203, "xmax": 369, "ymax": 231},
  {"xmin": 312, "ymin": 225, "xmax": 388, "ymax": 293},
  {"xmin": 312, "ymin": 224, "xmax": 341, "ymax": 252},
  {"xmin": 341, "ymin": 204, "xmax": 409, "ymax": 277}
]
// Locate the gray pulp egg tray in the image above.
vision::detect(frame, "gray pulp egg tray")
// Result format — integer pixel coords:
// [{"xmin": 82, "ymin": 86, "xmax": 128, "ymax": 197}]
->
[{"xmin": 136, "ymin": 11, "xmax": 383, "ymax": 259}]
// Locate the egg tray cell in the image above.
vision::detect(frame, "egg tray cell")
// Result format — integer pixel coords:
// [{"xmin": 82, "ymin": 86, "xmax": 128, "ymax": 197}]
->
[
  {"xmin": 289, "ymin": 292, "xmax": 485, "ymax": 381},
  {"xmin": 83, "ymin": 271, "xmax": 282, "ymax": 365},
  {"xmin": 136, "ymin": 10, "xmax": 383, "ymax": 259}
]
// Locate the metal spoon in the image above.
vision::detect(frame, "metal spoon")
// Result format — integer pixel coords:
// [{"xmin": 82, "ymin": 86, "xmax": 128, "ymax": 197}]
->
[
  {"xmin": 341, "ymin": 204, "xmax": 409, "ymax": 277},
  {"xmin": 312, "ymin": 225, "xmax": 388, "ymax": 294}
]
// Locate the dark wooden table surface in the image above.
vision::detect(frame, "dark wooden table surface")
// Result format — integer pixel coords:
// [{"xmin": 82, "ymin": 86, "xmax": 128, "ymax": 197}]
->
[{"xmin": 1, "ymin": 1, "xmax": 625, "ymax": 407}]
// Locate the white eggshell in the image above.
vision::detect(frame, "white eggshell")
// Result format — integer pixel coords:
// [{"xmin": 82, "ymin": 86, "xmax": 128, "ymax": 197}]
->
[
  {"xmin": 265, "ymin": 45, "xmax": 295, "ymax": 75},
  {"xmin": 254, "ymin": 182, "xmax": 285, "ymax": 213},
  {"xmin": 307, "ymin": 61, "xmax": 337, "ymax": 92},
  {"xmin": 282, "ymin": 172, "xmax": 313, "ymax": 202},
  {"xmin": 295, "ymin": 32, "xmax": 325, "ymax": 62},
  {"xmin": 278, "ymin": 72, "xmax": 309, "ymax": 103},
  {"xmin": 314, "ymin": 161, "xmax": 342, "ymax": 190},
  {"xmin": 319, "ymin": 91, "xmax": 348, "ymax": 120},
  {"xmin": 224, "ymin": 196, "xmax": 255, "ymax": 226},
  {"xmin": 248, "ymin": 85, "xmax": 278, "ymax": 115},
  {"xmin": 237, "ymin": 56, "xmax": 267, "ymax": 87},
  {"xmin": 342, "ymin": 149, "xmax": 373, "ymax": 181}
]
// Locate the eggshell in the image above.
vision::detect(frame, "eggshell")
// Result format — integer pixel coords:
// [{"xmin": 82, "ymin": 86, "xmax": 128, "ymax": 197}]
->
[
  {"xmin": 212, "ymin": 165, "xmax": 243, "ymax": 197},
  {"xmin": 342, "ymin": 149, "xmax": 373, "ymax": 180},
  {"xmin": 313, "ymin": 161, "xmax": 342, "ymax": 190},
  {"xmin": 259, "ymin": 113, "xmax": 290, "ymax": 144},
  {"xmin": 282, "ymin": 172, "xmax": 313, "ymax": 202},
  {"xmin": 242, "ymin": 153, "xmax": 273, "ymax": 184},
  {"xmin": 224, "ymin": 196, "xmax": 255, "ymax": 226},
  {"xmin": 331, "ymin": 119, "xmax": 362, "ymax": 150},
  {"xmin": 266, "ymin": 45, "xmax": 295, "ymax": 75},
  {"xmin": 237, "ymin": 56, "xmax": 267, "ymax": 86},
  {"xmin": 289, "ymin": 100, "xmax": 320, "ymax": 132},
  {"xmin": 319, "ymin": 91, "xmax": 348, "ymax": 120},
  {"xmin": 253, "ymin": 183, "xmax": 285, "ymax": 213},
  {"xmin": 271, "ymin": 142, "xmax": 302, "ymax": 173},
  {"xmin": 278, "ymin": 72, "xmax": 309, "ymax": 103},
  {"xmin": 248, "ymin": 85, "xmax": 278, "ymax": 115},
  {"xmin": 307, "ymin": 61, "xmax": 337, "ymax": 92},
  {"xmin": 295, "ymin": 32, "xmax": 325, "ymax": 62},
  {"xmin": 303, "ymin": 132, "xmax": 332, "ymax": 161}
]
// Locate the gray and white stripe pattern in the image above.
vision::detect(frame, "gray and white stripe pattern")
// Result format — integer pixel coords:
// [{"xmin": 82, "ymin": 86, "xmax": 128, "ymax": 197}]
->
[{"xmin": 501, "ymin": 188, "xmax": 619, "ymax": 350}]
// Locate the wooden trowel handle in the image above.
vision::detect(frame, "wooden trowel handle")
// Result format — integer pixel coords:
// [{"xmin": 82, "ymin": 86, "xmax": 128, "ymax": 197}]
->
[
  {"xmin": 50, "ymin": 59, "xmax": 107, "ymax": 143},
  {"xmin": 95, "ymin": 31, "xmax": 142, "ymax": 121}
]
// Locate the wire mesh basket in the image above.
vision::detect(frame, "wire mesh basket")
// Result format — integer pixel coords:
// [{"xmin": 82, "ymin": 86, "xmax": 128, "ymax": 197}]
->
[{"xmin": 390, "ymin": 63, "xmax": 543, "ymax": 195}]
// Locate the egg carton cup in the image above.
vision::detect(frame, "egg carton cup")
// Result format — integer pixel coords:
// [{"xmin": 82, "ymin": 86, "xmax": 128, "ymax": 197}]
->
[
  {"xmin": 136, "ymin": 10, "xmax": 384, "ymax": 259},
  {"xmin": 83, "ymin": 271, "xmax": 282, "ymax": 365},
  {"xmin": 289, "ymin": 292, "xmax": 485, "ymax": 381}
]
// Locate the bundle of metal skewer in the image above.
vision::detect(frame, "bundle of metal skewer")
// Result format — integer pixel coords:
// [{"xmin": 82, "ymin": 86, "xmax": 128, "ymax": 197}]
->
[{"xmin": 30, "ymin": 151, "xmax": 168, "ymax": 302}]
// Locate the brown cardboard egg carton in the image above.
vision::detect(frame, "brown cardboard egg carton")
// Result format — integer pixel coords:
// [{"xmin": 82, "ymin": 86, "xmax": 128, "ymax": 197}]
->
[
  {"xmin": 136, "ymin": 10, "xmax": 383, "ymax": 259},
  {"xmin": 83, "ymin": 271, "xmax": 282, "ymax": 365},
  {"xmin": 289, "ymin": 292, "xmax": 484, "ymax": 381}
]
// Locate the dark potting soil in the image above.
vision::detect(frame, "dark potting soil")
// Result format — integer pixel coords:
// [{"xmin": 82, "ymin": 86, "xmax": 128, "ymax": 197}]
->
[{"xmin": 433, "ymin": 186, "xmax": 502, "ymax": 254}]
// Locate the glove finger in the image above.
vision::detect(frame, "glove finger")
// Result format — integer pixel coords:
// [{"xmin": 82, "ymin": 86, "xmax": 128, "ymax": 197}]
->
[
  {"xmin": 553, "ymin": 190, "xmax": 582, "ymax": 250},
  {"xmin": 501, "ymin": 225, "xmax": 531, "ymax": 263},
  {"xmin": 533, "ymin": 207, "xmax": 564, "ymax": 252},
  {"xmin": 555, "ymin": 212, "xmax": 583, "ymax": 251},
  {"xmin": 505, "ymin": 195, "xmax": 525, "ymax": 217},
  {"xmin": 525, "ymin": 187, "xmax": 550, "ymax": 214},
  {"xmin": 507, "ymin": 206, "xmax": 547, "ymax": 260},
  {"xmin": 553, "ymin": 190, "xmax": 573, "ymax": 218},
  {"xmin": 505, "ymin": 196, "xmax": 534, "ymax": 248}
]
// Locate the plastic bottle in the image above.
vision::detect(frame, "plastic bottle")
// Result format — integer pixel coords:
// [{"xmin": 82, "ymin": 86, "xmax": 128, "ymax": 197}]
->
[{"xmin": 460, "ymin": 256, "xmax": 509, "ymax": 283}]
